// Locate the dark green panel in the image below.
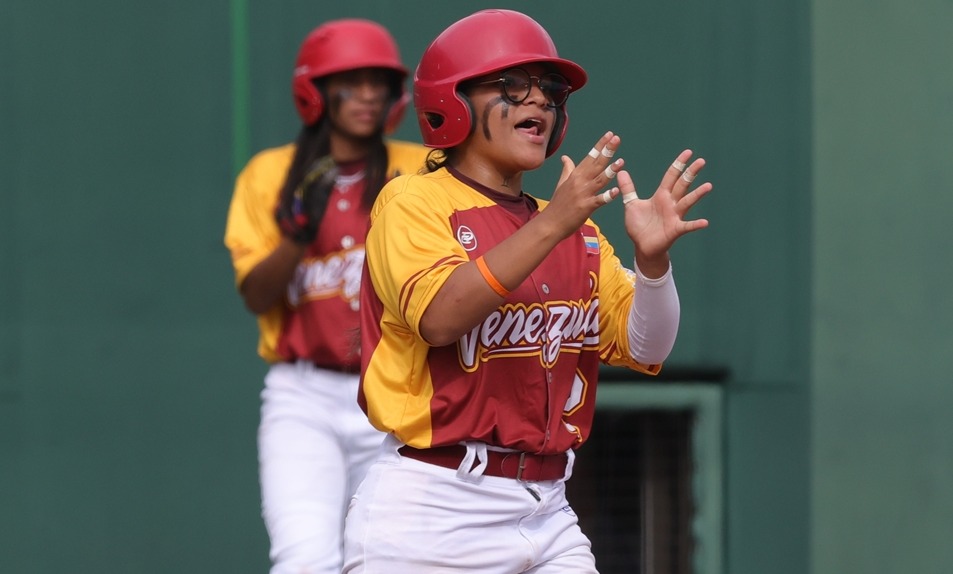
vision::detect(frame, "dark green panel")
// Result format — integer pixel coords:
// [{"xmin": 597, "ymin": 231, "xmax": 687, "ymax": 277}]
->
[{"xmin": 726, "ymin": 387, "xmax": 810, "ymax": 574}]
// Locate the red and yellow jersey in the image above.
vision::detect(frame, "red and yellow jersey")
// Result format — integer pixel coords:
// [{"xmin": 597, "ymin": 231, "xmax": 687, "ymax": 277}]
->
[
  {"xmin": 359, "ymin": 167, "xmax": 661, "ymax": 455},
  {"xmin": 224, "ymin": 139, "xmax": 430, "ymax": 365}
]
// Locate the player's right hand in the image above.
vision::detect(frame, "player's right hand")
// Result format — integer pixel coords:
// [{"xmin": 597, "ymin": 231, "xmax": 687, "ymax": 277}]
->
[
  {"xmin": 544, "ymin": 131, "xmax": 624, "ymax": 238},
  {"xmin": 275, "ymin": 156, "xmax": 339, "ymax": 244}
]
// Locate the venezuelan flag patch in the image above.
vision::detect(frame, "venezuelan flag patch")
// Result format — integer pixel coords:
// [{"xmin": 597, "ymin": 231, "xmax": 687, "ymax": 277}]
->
[{"xmin": 584, "ymin": 235, "xmax": 599, "ymax": 255}]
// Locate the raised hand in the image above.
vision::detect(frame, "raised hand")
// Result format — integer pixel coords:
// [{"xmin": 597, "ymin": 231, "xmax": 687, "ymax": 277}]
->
[
  {"xmin": 545, "ymin": 131, "xmax": 626, "ymax": 238},
  {"xmin": 618, "ymin": 150, "xmax": 711, "ymax": 274}
]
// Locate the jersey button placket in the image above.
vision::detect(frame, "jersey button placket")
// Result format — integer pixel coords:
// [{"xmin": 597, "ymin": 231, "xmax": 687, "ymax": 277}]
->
[
  {"xmin": 539, "ymin": 327, "xmax": 552, "ymax": 451},
  {"xmin": 544, "ymin": 369, "xmax": 553, "ymax": 446}
]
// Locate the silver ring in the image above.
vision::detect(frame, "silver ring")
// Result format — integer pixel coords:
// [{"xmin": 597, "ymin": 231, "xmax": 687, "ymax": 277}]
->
[
  {"xmin": 672, "ymin": 160, "xmax": 687, "ymax": 172},
  {"xmin": 604, "ymin": 165, "xmax": 616, "ymax": 179},
  {"xmin": 588, "ymin": 147, "xmax": 600, "ymax": 159},
  {"xmin": 600, "ymin": 190, "xmax": 613, "ymax": 204},
  {"xmin": 601, "ymin": 147, "xmax": 615, "ymax": 158},
  {"xmin": 681, "ymin": 171, "xmax": 696, "ymax": 183},
  {"xmin": 622, "ymin": 192, "xmax": 638, "ymax": 204}
]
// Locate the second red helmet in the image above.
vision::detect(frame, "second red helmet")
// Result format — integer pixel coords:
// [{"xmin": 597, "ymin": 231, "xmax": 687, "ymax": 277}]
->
[{"xmin": 292, "ymin": 19, "xmax": 409, "ymax": 129}]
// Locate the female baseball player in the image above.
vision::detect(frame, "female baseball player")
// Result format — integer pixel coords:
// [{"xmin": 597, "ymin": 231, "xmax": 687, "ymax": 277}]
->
[
  {"xmin": 223, "ymin": 19, "xmax": 428, "ymax": 574},
  {"xmin": 343, "ymin": 8, "xmax": 712, "ymax": 574}
]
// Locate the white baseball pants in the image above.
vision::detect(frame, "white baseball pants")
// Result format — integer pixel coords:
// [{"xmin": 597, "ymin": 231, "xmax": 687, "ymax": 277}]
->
[
  {"xmin": 343, "ymin": 435, "xmax": 598, "ymax": 573},
  {"xmin": 259, "ymin": 361, "xmax": 385, "ymax": 574}
]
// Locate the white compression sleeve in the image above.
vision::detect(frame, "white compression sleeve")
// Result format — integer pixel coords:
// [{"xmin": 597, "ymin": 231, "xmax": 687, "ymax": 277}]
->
[{"xmin": 627, "ymin": 261, "xmax": 680, "ymax": 364}]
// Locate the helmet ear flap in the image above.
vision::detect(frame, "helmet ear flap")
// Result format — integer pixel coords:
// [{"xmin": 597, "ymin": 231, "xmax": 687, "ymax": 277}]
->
[
  {"xmin": 547, "ymin": 107, "xmax": 569, "ymax": 157},
  {"xmin": 293, "ymin": 75, "xmax": 325, "ymax": 126},
  {"xmin": 384, "ymin": 92, "xmax": 410, "ymax": 135}
]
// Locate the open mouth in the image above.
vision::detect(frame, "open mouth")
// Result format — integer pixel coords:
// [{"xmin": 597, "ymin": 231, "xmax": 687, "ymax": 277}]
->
[{"xmin": 515, "ymin": 118, "xmax": 544, "ymax": 137}]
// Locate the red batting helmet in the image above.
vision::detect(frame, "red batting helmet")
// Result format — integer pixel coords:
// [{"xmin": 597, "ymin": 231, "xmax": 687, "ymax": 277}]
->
[
  {"xmin": 413, "ymin": 9, "xmax": 587, "ymax": 157},
  {"xmin": 292, "ymin": 19, "xmax": 410, "ymax": 130}
]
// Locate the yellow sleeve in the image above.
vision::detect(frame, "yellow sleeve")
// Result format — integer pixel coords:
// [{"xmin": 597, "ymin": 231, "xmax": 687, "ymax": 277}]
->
[
  {"xmin": 365, "ymin": 173, "xmax": 469, "ymax": 339},
  {"xmin": 593, "ymin": 225, "xmax": 663, "ymax": 375},
  {"xmin": 223, "ymin": 145, "xmax": 294, "ymax": 288}
]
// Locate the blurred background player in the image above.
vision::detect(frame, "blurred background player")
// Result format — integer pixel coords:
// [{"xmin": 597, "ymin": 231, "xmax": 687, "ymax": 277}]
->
[
  {"xmin": 224, "ymin": 18, "xmax": 428, "ymax": 574},
  {"xmin": 344, "ymin": 9, "xmax": 712, "ymax": 573}
]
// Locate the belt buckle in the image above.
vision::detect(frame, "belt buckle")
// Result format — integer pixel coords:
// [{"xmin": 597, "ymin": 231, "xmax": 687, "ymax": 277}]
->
[{"xmin": 516, "ymin": 452, "xmax": 527, "ymax": 481}]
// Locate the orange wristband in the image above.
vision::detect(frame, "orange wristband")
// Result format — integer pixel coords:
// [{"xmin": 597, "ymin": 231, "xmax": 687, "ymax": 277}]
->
[{"xmin": 475, "ymin": 255, "xmax": 510, "ymax": 298}]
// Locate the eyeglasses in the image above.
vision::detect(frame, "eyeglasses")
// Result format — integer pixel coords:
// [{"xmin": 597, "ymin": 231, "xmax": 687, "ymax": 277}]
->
[{"xmin": 475, "ymin": 68, "xmax": 572, "ymax": 108}]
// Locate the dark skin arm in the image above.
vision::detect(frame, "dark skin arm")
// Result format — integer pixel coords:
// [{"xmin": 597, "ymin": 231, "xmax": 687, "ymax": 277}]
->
[
  {"xmin": 239, "ymin": 238, "xmax": 307, "ymax": 315},
  {"xmin": 419, "ymin": 204, "xmax": 568, "ymax": 346}
]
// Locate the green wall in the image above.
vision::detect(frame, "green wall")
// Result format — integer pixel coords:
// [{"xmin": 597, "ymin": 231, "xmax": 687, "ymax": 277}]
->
[
  {"xmin": 811, "ymin": 1, "xmax": 953, "ymax": 572},
  {"xmin": 6, "ymin": 0, "xmax": 947, "ymax": 573}
]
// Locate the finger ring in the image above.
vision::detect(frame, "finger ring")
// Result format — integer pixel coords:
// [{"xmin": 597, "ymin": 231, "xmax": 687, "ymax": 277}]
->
[
  {"xmin": 622, "ymin": 192, "xmax": 638, "ymax": 204},
  {"xmin": 604, "ymin": 165, "xmax": 616, "ymax": 179},
  {"xmin": 681, "ymin": 170, "xmax": 696, "ymax": 183},
  {"xmin": 601, "ymin": 147, "xmax": 615, "ymax": 158},
  {"xmin": 672, "ymin": 160, "xmax": 687, "ymax": 172},
  {"xmin": 600, "ymin": 190, "xmax": 613, "ymax": 204},
  {"xmin": 588, "ymin": 147, "xmax": 600, "ymax": 159}
]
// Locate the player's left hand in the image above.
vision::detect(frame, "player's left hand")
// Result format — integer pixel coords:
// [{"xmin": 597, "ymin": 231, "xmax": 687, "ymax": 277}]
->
[{"xmin": 619, "ymin": 150, "xmax": 712, "ymax": 266}]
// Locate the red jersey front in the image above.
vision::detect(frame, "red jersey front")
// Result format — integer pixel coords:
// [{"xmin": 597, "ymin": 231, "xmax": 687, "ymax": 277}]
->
[
  {"xmin": 275, "ymin": 160, "xmax": 370, "ymax": 369},
  {"xmin": 225, "ymin": 140, "xmax": 430, "ymax": 365}
]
